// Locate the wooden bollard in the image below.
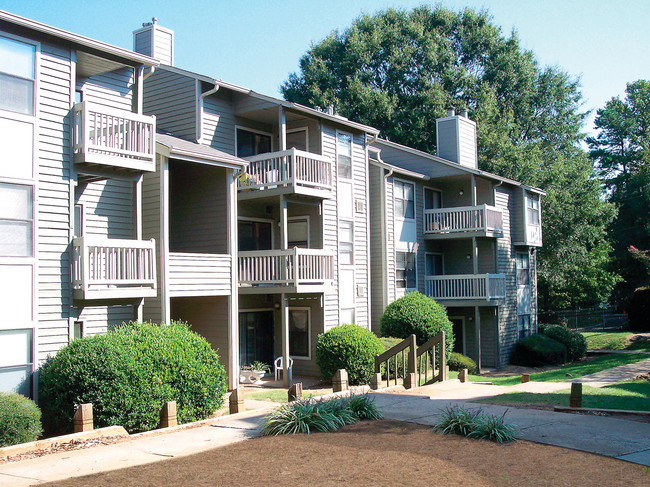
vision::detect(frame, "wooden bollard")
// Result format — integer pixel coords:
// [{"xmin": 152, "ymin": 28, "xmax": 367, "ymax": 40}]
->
[
  {"xmin": 370, "ymin": 372, "xmax": 382, "ymax": 390},
  {"xmin": 73, "ymin": 403, "xmax": 93, "ymax": 433},
  {"xmin": 332, "ymin": 369, "xmax": 349, "ymax": 392},
  {"xmin": 521, "ymin": 374, "xmax": 530, "ymax": 383},
  {"xmin": 569, "ymin": 382, "xmax": 582, "ymax": 408},
  {"xmin": 229, "ymin": 387, "xmax": 245, "ymax": 414},
  {"xmin": 458, "ymin": 368, "xmax": 468, "ymax": 383},
  {"xmin": 288, "ymin": 382, "xmax": 303, "ymax": 402},
  {"xmin": 160, "ymin": 401, "xmax": 177, "ymax": 428}
]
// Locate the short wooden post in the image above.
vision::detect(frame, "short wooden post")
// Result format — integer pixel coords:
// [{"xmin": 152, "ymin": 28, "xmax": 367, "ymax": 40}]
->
[
  {"xmin": 404, "ymin": 335, "xmax": 418, "ymax": 389},
  {"xmin": 160, "ymin": 401, "xmax": 177, "ymax": 428},
  {"xmin": 521, "ymin": 374, "xmax": 530, "ymax": 383},
  {"xmin": 288, "ymin": 382, "xmax": 303, "ymax": 402},
  {"xmin": 332, "ymin": 369, "xmax": 348, "ymax": 392},
  {"xmin": 440, "ymin": 332, "xmax": 447, "ymax": 381},
  {"xmin": 229, "ymin": 387, "xmax": 245, "ymax": 414},
  {"xmin": 73, "ymin": 403, "xmax": 93, "ymax": 433},
  {"xmin": 458, "ymin": 368, "xmax": 468, "ymax": 383},
  {"xmin": 370, "ymin": 372, "xmax": 382, "ymax": 390},
  {"xmin": 570, "ymin": 382, "xmax": 582, "ymax": 408}
]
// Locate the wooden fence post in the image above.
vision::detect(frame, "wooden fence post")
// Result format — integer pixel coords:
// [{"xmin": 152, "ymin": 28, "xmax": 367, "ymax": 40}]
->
[
  {"xmin": 288, "ymin": 382, "xmax": 303, "ymax": 402},
  {"xmin": 404, "ymin": 335, "xmax": 418, "ymax": 389},
  {"xmin": 73, "ymin": 403, "xmax": 93, "ymax": 433},
  {"xmin": 160, "ymin": 401, "xmax": 177, "ymax": 428},
  {"xmin": 570, "ymin": 382, "xmax": 582, "ymax": 408},
  {"xmin": 332, "ymin": 369, "xmax": 349, "ymax": 392}
]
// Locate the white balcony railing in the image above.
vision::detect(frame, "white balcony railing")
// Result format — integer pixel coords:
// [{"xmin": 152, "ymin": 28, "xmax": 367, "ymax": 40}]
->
[
  {"xmin": 238, "ymin": 149, "xmax": 332, "ymax": 194},
  {"xmin": 424, "ymin": 274, "xmax": 506, "ymax": 301},
  {"xmin": 238, "ymin": 248, "xmax": 334, "ymax": 288},
  {"xmin": 72, "ymin": 236, "xmax": 156, "ymax": 299},
  {"xmin": 424, "ymin": 205, "xmax": 503, "ymax": 236},
  {"xmin": 73, "ymin": 101, "xmax": 156, "ymax": 172}
]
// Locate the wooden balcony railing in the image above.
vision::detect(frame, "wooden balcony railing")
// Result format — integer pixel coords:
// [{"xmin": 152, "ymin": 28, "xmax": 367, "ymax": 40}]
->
[
  {"xmin": 238, "ymin": 248, "xmax": 334, "ymax": 288},
  {"xmin": 73, "ymin": 101, "xmax": 156, "ymax": 172},
  {"xmin": 72, "ymin": 236, "xmax": 156, "ymax": 300},
  {"xmin": 424, "ymin": 205, "xmax": 503, "ymax": 236},
  {"xmin": 424, "ymin": 274, "xmax": 506, "ymax": 301},
  {"xmin": 237, "ymin": 149, "xmax": 332, "ymax": 194}
]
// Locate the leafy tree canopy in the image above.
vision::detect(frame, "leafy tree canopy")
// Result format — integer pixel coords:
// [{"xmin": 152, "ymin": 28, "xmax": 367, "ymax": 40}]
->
[{"xmin": 283, "ymin": 6, "xmax": 617, "ymax": 309}]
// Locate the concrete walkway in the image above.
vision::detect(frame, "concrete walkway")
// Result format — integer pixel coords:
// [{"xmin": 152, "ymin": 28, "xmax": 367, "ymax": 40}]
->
[{"xmin": 578, "ymin": 357, "xmax": 650, "ymax": 387}]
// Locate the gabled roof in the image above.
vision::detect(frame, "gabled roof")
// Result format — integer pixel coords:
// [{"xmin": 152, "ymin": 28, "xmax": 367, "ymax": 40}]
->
[
  {"xmin": 156, "ymin": 133, "xmax": 248, "ymax": 169},
  {"xmin": 0, "ymin": 10, "xmax": 158, "ymax": 67},
  {"xmin": 374, "ymin": 138, "xmax": 545, "ymax": 195}
]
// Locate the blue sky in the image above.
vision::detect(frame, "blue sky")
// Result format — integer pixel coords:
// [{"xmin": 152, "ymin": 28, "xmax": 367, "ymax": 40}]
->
[{"xmin": 1, "ymin": 0, "xmax": 648, "ymax": 134}]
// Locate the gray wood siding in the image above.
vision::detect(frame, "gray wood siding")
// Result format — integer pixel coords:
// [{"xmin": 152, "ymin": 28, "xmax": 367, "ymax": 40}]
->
[
  {"xmin": 202, "ymin": 90, "xmax": 235, "ymax": 154},
  {"xmin": 168, "ymin": 253, "xmax": 231, "ymax": 296},
  {"xmin": 142, "ymin": 155, "xmax": 163, "ymax": 323},
  {"xmin": 369, "ymin": 164, "xmax": 385, "ymax": 334},
  {"xmin": 386, "ymin": 176, "xmax": 395, "ymax": 303},
  {"xmin": 76, "ymin": 179, "xmax": 134, "ymax": 239},
  {"xmin": 512, "ymin": 187, "xmax": 525, "ymax": 243},
  {"xmin": 78, "ymin": 67, "xmax": 134, "ymax": 111},
  {"xmin": 133, "ymin": 30, "xmax": 152, "ymax": 59},
  {"xmin": 143, "ymin": 68, "xmax": 196, "ymax": 140},
  {"xmin": 352, "ymin": 132, "xmax": 369, "ymax": 328},
  {"xmin": 457, "ymin": 117, "xmax": 477, "ymax": 169},
  {"xmin": 78, "ymin": 305, "xmax": 135, "ymax": 336},
  {"xmin": 436, "ymin": 119, "xmax": 458, "ymax": 163},
  {"xmin": 36, "ymin": 41, "xmax": 74, "ymax": 363}
]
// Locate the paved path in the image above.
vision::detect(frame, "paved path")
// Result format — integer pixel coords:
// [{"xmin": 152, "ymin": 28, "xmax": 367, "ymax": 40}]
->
[{"xmin": 578, "ymin": 357, "xmax": 650, "ymax": 387}]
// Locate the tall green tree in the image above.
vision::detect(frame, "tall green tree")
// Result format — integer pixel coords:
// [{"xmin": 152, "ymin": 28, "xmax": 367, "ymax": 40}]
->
[
  {"xmin": 283, "ymin": 6, "xmax": 617, "ymax": 309},
  {"xmin": 588, "ymin": 81, "xmax": 650, "ymax": 304}
]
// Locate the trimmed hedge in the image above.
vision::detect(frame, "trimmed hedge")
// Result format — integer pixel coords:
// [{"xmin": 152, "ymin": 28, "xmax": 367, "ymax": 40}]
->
[
  {"xmin": 379, "ymin": 292, "xmax": 454, "ymax": 356},
  {"xmin": 39, "ymin": 321, "xmax": 227, "ymax": 434},
  {"xmin": 629, "ymin": 287, "xmax": 650, "ymax": 332},
  {"xmin": 448, "ymin": 352, "xmax": 477, "ymax": 375},
  {"xmin": 315, "ymin": 324, "xmax": 384, "ymax": 385},
  {"xmin": 0, "ymin": 392, "xmax": 42, "ymax": 447},
  {"xmin": 510, "ymin": 333, "xmax": 567, "ymax": 367},
  {"xmin": 540, "ymin": 324, "xmax": 587, "ymax": 361}
]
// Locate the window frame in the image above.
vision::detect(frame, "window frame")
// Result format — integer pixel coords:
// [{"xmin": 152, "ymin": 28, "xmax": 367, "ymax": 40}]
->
[
  {"xmin": 288, "ymin": 307, "xmax": 311, "ymax": 360},
  {"xmin": 396, "ymin": 251, "xmax": 417, "ymax": 290},
  {"xmin": 394, "ymin": 178, "xmax": 416, "ymax": 220},
  {"xmin": 526, "ymin": 192, "xmax": 540, "ymax": 226},
  {"xmin": 516, "ymin": 251, "xmax": 530, "ymax": 286},
  {"xmin": 288, "ymin": 215, "xmax": 310, "ymax": 248},
  {"xmin": 0, "ymin": 34, "xmax": 37, "ymax": 117},
  {"xmin": 423, "ymin": 187, "xmax": 443, "ymax": 210},
  {"xmin": 339, "ymin": 219, "xmax": 354, "ymax": 265},
  {"xmin": 336, "ymin": 131, "xmax": 353, "ymax": 181},
  {"xmin": 234, "ymin": 125, "xmax": 273, "ymax": 158},
  {"xmin": 237, "ymin": 217, "xmax": 275, "ymax": 251},
  {"xmin": 0, "ymin": 182, "xmax": 34, "ymax": 257},
  {"xmin": 425, "ymin": 252, "xmax": 444, "ymax": 276}
]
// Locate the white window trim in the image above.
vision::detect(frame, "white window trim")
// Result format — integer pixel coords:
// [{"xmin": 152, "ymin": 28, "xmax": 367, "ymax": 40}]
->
[
  {"xmin": 234, "ymin": 125, "xmax": 273, "ymax": 157},
  {"xmin": 0, "ymin": 32, "xmax": 39, "ymax": 120},
  {"xmin": 449, "ymin": 316, "xmax": 466, "ymax": 355},
  {"xmin": 393, "ymin": 178, "xmax": 416, "ymax": 221},
  {"xmin": 423, "ymin": 187, "xmax": 443, "ymax": 210},
  {"xmin": 238, "ymin": 216, "xmax": 275, "ymax": 250},
  {"xmin": 68, "ymin": 319, "xmax": 85, "ymax": 343},
  {"xmin": 396, "ymin": 250, "xmax": 417, "ymax": 291},
  {"xmin": 516, "ymin": 251, "xmax": 530, "ymax": 287},
  {"xmin": 286, "ymin": 126, "xmax": 309, "ymax": 152},
  {"xmin": 335, "ymin": 130, "xmax": 353, "ymax": 181},
  {"xmin": 288, "ymin": 215, "xmax": 310, "ymax": 248},
  {"xmin": 339, "ymin": 219, "xmax": 354, "ymax": 265},
  {"xmin": 424, "ymin": 252, "xmax": 445, "ymax": 276},
  {"xmin": 289, "ymin": 307, "xmax": 311, "ymax": 360}
]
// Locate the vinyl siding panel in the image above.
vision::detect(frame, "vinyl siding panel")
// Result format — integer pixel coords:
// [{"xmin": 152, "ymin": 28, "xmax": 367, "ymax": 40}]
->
[
  {"xmin": 369, "ymin": 164, "xmax": 385, "ymax": 334},
  {"xmin": 143, "ymin": 68, "xmax": 196, "ymax": 141},
  {"xmin": 321, "ymin": 126, "xmax": 339, "ymax": 330},
  {"xmin": 76, "ymin": 179, "xmax": 134, "ymax": 239},
  {"xmin": 78, "ymin": 305, "xmax": 135, "ymax": 336},
  {"xmin": 202, "ymin": 91, "xmax": 235, "ymax": 154},
  {"xmin": 78, "ymin": 67, "xmax": 134, "ymax": 111},
  {"xmin": 351, "ymin": 132, "xmax": 369, "ymax": 328},
  {"xmin": 141, "ymin": 155, "xmax": 163, "ymax": 323},
  {"xmin": 436, "ymin": 119, "xmax": 458, "ymax": 163}
]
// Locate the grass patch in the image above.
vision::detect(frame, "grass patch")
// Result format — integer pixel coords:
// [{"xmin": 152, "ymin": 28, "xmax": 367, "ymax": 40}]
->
[
  {"xmin": 583, "ymin": 331, "xmax": 650, "ymax": 351},
  {"xmin": 248, "ymin": 389, "xmax": 328, "ymax": 403},
  {"xmin": 476, "ymin": 379, "xmax": 650, "ymax": 412},
  {"xmin": 449, "ymin": 353, "xmax": 649, "ymax": 386}
]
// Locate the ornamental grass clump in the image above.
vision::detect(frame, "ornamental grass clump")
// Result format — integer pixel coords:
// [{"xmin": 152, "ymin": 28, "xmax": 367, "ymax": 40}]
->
[
  {"xmin": 261, "ymin": 394, "xmax": 382, "ymax": 436},
  {"xmin": 432, "ymin": 405, "xmax": 517, "ymax": 443}
]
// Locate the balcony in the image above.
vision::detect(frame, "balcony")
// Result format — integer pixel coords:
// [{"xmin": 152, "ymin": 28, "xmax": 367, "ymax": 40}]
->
[
  {"xmin": 424, "ymin": 205, "xmax": 503, "ymax": 239},
  {"xmin": 72, "ymin": 236, "xmax": 156, "ymax": 300},
  {"xmin": 238, "ymin": 248, "xmax": 334, "ymax": 294},
  {"xmin": 168, "ymin": 252, "xmax": 232, "ymax": 297},
  {"xmin": 237, "ymin": 149, "xmax": 333, "ymax": 200},
  {"xmin": 73, "ymin": 101, "xmax": 156, "ymax": 173},
  {"xmin": 424, "ymin": 274, "xmax": 506, "ymax": 303}
]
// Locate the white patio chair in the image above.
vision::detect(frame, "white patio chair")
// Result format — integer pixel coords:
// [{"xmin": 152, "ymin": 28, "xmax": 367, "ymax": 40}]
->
[{"xmin": 274, "ymin": 356, "xmax": 294, "ymax": 382}]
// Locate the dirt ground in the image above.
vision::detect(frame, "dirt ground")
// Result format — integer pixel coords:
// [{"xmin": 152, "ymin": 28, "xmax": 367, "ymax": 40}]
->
[{"xmin": 43, "ymin": 420, "xmax": 648, "ymax": 487}]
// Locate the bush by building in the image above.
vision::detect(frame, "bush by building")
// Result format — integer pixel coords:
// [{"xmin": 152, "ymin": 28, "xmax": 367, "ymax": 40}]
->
[
  {"xmin": 0, "ymin": 392, "xmax": 42, "ymax": 447},
  {"xmin": 540, "ymin": 324, "xmax": 587, "ymax": 361},
  {"xmin": 628, "ymin": 287, "xmax": 650, "ymax": 332},
  {"xmin": 448, "ymin": 352, "xmax": 478, "ymax": 375},
  {"xmin": 510, "ymin": 333, "xmax": 567, "ymax": 367},
  {"xmin": 39, "ymin": 321, "xmax": 227, "ymax": 434}
]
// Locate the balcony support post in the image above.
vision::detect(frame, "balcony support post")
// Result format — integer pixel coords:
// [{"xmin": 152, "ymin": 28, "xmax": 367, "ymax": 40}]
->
[
  {"xmin": 281, "ymin": 293, "xmax": 291, "ymax": 387},
  {"xmin": 278, "ymin": 106, "xmax": 286, "ymax": 151},
  {"xmin": 475, "ymin": 305, "xmax": 481, "ymax": 373}
]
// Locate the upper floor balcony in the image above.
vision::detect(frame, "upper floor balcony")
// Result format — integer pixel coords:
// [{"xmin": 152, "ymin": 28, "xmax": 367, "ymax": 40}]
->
[
  {"xmin": 424, "ymin": 273, "xmax": 506, "ymax": 305},
  {"xmin": 73, "ymin": 101, "xmax": 156, "ymax": 173},
  {"xmin": 424, "ymin": 205, "xmax": 503, "ymax": 240},
  {"xmin": 237, "ymin": 149, "xmax": 333, "ymax": 200},
  {"xmin": 72, "ymin": 236, "xmax": 157, "ymax": 300},
  {"xmin": 238, "ymin": 248, "xmax": 334, "ymax": 294}
]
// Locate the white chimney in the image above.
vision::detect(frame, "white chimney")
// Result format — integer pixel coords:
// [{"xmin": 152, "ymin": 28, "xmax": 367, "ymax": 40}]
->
[
  {"xmin": 133, "ymin": 17, "xmax": 174, "ymax": 66},
  {"xmin": 436, "ymin": 109, "xmax": 477, "ymax": 169}
]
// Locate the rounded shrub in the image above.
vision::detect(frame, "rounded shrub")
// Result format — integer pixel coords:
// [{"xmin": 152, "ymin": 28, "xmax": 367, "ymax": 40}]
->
[
  {"xmin": 0, "ymin": 392, "xmax": 42, "ymax": 447},
  {"xmin": 39, "ymin": 321, "xmax": 227, "ymax": 434},
  {"xmin": 380, "ymin": 292, "xmax": 454, "ymax": 355},
  {"xmin": 510, "ymin": 333, "xmax": 567, "ymax": 367},
  {"xmin": 629, "ymin": 287, "xmax": 650, "ymax": 332},
  {"xmin": 448, "ymin": 352, "xmax": 477, "ymax": 375},
  {"xmin": 315, "ymin": 324, "xmax": 384, "ymax": 385},
  {"xmin": 540, "ymin": 324, "xmax": 587, "ymax": 361}
]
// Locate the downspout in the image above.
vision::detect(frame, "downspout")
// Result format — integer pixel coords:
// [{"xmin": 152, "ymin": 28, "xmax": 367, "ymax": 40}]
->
[
  {"xmin": 492, "ymin": 179, "xmax": 503, "ymax": 366},
  {"xmin": 196, "ymin": 82, "xmax": 219, "ymax": 143},
  {"xmin": 382, "ymin": 165, "xmax": 394, "ymax": 312}
]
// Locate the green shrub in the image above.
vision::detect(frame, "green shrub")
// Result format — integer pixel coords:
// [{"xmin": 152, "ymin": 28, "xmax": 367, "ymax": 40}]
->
[
  {"xmin": 379, "ymin": 292, "xmax": 454, "ymax": 356},
  {"xmin": 629, "ymin": 287, "xmax": 650, "ymax": 332},
  {"xmin": 540, "ymin": 324, "xmax": 587, "ymax": 361},
  {"xmin": 432, "ymin": 405, "xmax": 517, "ymax": 443},
  {"xmin": 448, "ymin": 352, "xmax": 477, "ymax": 375},
  {"xmin": 315, "ymin": 324, "xmax": 384, "ymax": 385},
  {"xmin": 0, "ymin": 393, "xmax": 42, "ymax": 447},
  {"xmin": 510, "ymin": 333, "xmax": 567, "ymax": 367},
  {"xmin": 39, "ymin": 321, "xmax": 227, "ymax": 434}
]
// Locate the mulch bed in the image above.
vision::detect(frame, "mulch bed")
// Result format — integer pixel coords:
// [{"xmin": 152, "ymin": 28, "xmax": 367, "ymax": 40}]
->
[{"xmin": 42, "ymin": 420, "xmax": 648, "ymax": 487}]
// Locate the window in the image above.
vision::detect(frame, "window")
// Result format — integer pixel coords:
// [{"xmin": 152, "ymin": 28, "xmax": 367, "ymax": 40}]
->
[
  {"xmin": 0, "ymin": 183, "xmax": 33, "ymax": 257},
  {"xmin": 289, "ymin": 308, "xmax": 310, "ymax": 358},
  {"xmin": 396, "ymin": 251, "xmax": 416, "ymax": 289},
  {"xmin": 339, "ymin": 220, "xmax": 354, "ymax": 265},
  {"xmin": 0, "ymin": 36, "xmax": 35, "ymax": 115},
  {"xmin": 73, "ymin": 204, "xmax": 84, "ymax": 238},
  {"xmin": 340, "ymin": 308, "xmax": 355, "ymax": 325},
  {"xmin": 337, "ymin": 132, "xmax": 352, "ymax": 180},
  {"xmin": 516, "ymin": 252, "xmax": 529, "ymax": 286},
  {"xmin": 394, "ymin": 180, "xmax": 415, "ymax": 219},
  {"xmin": 518, "ymin": 315, "xmax": 531, "ymax": 340},
  {"xmin": 527, "ymin": 193, "xmax": 540, "ymax": 226},
  {"xmin": 286, "ymin": 128, "xmax": 308, "ymax": 151},
  {"xmin": 236, "ymin": 128, "xmax": 271, "ymax": 157},
  {"xmin": 238, "ymin": 219, "xmax": 272, "ymax": 251},
  {"xmin": 288, "ymin": 217, "xmax": 309, "ymax": 248},
  {"xmin": 0, "ymin": 328, "xmax": 33, "ymax": 397},
  {"xmin": 424, "ymin": 188, "xmax": 442, "ymax": 210},
  {"xmin": 425, "ymin": 253, "xmax": 444, "ymax": 276},
  {"xmin": 339, "ymin": 268, "xmax": 355, "ymax": 324}
]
